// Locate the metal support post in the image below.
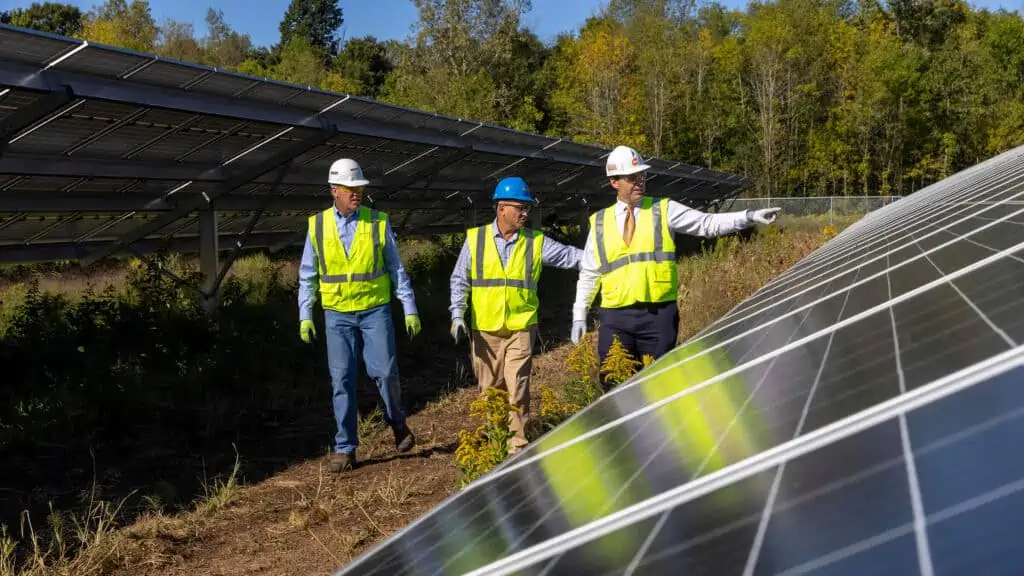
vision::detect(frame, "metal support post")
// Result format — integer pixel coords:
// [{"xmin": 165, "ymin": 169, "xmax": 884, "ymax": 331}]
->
[
  {"xmin": 199, "ymin": 209, "xmax": 220, "ymax": 317},
  {"xmin": 207, "ymin": 163, "xmax": 291, "ymax": 294}
]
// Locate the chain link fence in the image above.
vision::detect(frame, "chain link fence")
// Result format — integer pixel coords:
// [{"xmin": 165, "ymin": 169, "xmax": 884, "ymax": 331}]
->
[{"xmin": 722, "ymin": 196, "xmax": 902, "ymax": 223}]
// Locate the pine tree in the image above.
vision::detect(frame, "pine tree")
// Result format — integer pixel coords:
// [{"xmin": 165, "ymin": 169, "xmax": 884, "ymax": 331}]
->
[{"xmin": 279, "ymin": 0, "xmax": 344, "ymax": 59}]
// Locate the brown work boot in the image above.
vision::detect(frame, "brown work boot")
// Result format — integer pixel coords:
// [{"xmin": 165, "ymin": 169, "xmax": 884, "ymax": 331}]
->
[
  {"xmin": 508, "ymin": 436, "xmax": 528, "ymax": 456},
  {"xmin": 393, "ymin": 424, "xmax": 415, "ymax": 453},
  {"xmin": 328, "ymin": 452, "xmax": 355, "ymax": 473}
]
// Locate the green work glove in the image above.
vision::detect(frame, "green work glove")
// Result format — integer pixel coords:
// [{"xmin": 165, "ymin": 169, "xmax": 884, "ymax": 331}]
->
[
  {"xmin": 300, "ymin": 319, "xmax": 316, "ymax": 343},
  {"xmin": 405, "ymin": 314, "xmax": 421, "ymax": 338}
]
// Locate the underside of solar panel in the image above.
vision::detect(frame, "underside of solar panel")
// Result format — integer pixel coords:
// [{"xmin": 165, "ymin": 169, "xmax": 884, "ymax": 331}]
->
[
  {"xmin": 332, "ymin": 143, "xmax": 1024, "ymax": 575},
  {"xmin": 0, "ymin": 24, "xmax": 751, "ymax": 265}
]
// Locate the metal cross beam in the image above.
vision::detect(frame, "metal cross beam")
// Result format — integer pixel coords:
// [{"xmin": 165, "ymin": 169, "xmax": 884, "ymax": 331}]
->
[
  {"xmin": 0, "ymin": 231, "xmax": 300, "ymax": 264},
  {"xmin": 0, "ymin": 154, "xmax": 582, "ymax": 195},
  {"xmin": 0, "ymin": 193, "xmax": 538, "ymax": 213}
]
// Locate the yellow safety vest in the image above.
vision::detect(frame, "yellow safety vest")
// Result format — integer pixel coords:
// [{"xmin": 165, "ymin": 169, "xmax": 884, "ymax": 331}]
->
[
  {"xmin": 590, "ymin": 196, "xmax": 677, "ymax": 309},
  {"xmin": 308, "ymin": 206, "xmax": 391, "ymax": 313},
  {"xmin": 466, "ymin": 224, "xmax": 544, "ymax": 332}
]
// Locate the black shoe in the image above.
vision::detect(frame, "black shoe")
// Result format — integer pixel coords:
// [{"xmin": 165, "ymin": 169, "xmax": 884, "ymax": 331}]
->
[
  {"xmin": 393, "ymin": 425, "xmax": 415, "ymax": 453},
  {"xmin": 328, "ymin": 452, "xmax": 355, "ymax": 473}
]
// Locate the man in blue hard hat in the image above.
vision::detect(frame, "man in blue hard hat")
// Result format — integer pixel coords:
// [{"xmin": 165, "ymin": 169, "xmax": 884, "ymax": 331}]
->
[{"xmin": 449, "ymin": 176, "xmax": 583, "ymax": 452}]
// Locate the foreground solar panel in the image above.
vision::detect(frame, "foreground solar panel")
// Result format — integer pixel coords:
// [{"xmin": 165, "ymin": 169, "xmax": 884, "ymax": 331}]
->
[
  {"xmin": 0, "ymin": 24, "xmax": 750, "ymax": 265},
  {"xmin": 333, "ymin": 142, "xmax": 1024, "ymax": 576}
]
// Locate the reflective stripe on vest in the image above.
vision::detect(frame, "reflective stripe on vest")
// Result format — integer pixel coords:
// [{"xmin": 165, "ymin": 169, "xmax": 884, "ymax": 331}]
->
[
  {"xmin": 467, "ymin": 224, "xmax": 544, "ymax": 332},
  {"xmin": 592, "ymin": 196, "xmax": 677, "ymax": 308},
  {"xmin": 309, "ymin": 206, "xmax": 391, "ymax": 313}
]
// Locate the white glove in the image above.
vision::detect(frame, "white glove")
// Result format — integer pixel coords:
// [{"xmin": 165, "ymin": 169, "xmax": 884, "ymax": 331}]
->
[
  {"xmin": 747, "ymin": 207, "xmax": 781, "ymax": 225},
  {"xmin": 450, "ymin": 318, "xmax": 467, "ymax": 343},
  {"xmin": 571, "ymin": 320, "xmax": 586, "ymax": 346}
]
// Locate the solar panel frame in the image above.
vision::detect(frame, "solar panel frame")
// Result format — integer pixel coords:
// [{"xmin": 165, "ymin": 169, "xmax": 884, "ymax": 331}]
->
[{"xmin": 0, "ymin": 23, "xmax": 752, "ymax": 264}]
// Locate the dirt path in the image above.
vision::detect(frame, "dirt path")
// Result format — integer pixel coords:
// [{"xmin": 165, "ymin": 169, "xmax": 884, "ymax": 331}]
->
[{"xmin": 115, "ymin": 386, "xmax": 475, "ymax": 576}]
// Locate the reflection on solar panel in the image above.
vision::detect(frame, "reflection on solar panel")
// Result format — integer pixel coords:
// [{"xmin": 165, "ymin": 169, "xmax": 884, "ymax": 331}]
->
[
  {"xmin": 333, "ymin": 142, "xmax": 1024, "ymax": 575},
  {"xmin": 0, "ymin": 24, "xmax": 751, "ymax": 266}
]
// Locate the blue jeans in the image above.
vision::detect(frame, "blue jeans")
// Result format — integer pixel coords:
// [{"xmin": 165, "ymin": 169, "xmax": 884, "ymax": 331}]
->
[{"xmin": 324, "ymin": 303, "xmax": 406, "ymax": 454}]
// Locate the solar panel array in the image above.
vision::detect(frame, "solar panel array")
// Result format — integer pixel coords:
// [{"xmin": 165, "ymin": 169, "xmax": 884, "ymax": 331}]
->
[
  {"xmin": 0, "ymin": 24, "xmax": 751, "ymax": 264},
  {"xmin": 334, "ymin": 142, "xmax": 1024, "ymax": 575}
]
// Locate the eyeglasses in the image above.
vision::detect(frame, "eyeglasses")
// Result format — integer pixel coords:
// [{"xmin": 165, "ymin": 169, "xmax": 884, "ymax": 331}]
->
[
  {"xmin": 615, "ymin": 173, "xmax": 646, "ymax": 185},
  {"xmin": 500, "ymin": 203, "xmax": 531, "ymax": 214},
  {"xmin": 332, "ymin": 185, "xmax": 364, "ymax": 194}
]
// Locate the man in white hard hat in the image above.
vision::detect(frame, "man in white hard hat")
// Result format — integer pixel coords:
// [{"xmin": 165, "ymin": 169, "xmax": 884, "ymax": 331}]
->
[
  {"xmin": 298, "ymin": 157, "xmax": 422, "ymax": 473},
  {"xmin": 571, "ymin": 145, "xmax": 781, "ymax": 389}
]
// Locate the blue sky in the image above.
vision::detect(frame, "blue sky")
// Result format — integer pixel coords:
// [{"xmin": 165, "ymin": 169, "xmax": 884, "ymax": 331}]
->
[
  {"xmin": 14, "ymin": 0, "xmax": 1024, "ymax": 48},
  {"xmin": 36, "ymin": 0, "xmax": 610, "ymax": 47}
]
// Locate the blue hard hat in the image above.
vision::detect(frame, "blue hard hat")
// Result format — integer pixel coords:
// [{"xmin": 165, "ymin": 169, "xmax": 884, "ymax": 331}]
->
[{"xmin": 492, "ymin": 176, "xmax": 535, "ymax": 203}]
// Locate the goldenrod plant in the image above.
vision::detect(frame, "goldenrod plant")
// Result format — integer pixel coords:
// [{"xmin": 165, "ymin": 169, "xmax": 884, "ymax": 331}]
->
[
  {"xmin": 600, "ymin": 335, "xmax": 642, "ymax": 388},
  {"xmin": 537, "ymin": 335, "xmax": 604, "ymax": 433},
  {"xmin": 454, "ymin": 388, "xmax": 518, "ymax": 487},
  {"xmin": 565, "ymin": 335, "xmax": 598, "ymax": 383}
]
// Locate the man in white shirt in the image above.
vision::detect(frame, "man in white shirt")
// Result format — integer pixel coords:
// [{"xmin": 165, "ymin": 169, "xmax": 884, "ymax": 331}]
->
[{"xmin": 570, "ymin": 145, "xmax": 781, "ymax": 389}]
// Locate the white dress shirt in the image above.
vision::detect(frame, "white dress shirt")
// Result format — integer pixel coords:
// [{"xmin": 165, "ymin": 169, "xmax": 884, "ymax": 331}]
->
[{"xmin": 572, "ymin": 198, "xmax": 752, "ymax": 323}]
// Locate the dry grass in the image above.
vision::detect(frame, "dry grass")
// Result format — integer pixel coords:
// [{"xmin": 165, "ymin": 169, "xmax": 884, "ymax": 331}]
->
[{"xmin": 675, "ymin": 223, "xmax": 835, "ymax": 342}]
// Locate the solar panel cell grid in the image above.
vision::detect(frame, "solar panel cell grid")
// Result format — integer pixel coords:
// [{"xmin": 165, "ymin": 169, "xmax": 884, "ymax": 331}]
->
[
  {"xmin": 56, "ymin": 47, "xmax": 148, "ymax": 79},
  {"xmin": 0, "ymin": 28, "xmax": 68, "ymax": 65},
  {"xmin": 707, "ymin": 190, "xmax": 1024, "ymax": 346}
]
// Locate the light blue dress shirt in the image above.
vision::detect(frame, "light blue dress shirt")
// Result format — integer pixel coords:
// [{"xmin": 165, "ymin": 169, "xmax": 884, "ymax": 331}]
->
[
  {"xmin": 298, "ymin": 206, "xmax": 418, "ymax": 322},
  {"xmin": 449, "ymin": 219, "xmax": 583, "ymax": 322}
]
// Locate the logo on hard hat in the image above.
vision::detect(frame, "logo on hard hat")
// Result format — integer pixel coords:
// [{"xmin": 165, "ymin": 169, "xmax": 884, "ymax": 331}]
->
[{"xmin": 631, "ymin": 155, "xmax": 639, "ymax": 166}]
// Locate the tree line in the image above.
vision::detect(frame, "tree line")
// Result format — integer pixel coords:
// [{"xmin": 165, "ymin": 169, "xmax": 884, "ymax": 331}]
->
[{"xmin": 4, "ymin": 0, "xmax": 1024, "ymax": 197}]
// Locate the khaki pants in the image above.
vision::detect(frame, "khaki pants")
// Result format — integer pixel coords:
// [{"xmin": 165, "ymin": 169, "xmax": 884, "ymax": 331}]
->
[{"xmin": 470, "ymin": 327, "xmax": 535, "ymax": 448}]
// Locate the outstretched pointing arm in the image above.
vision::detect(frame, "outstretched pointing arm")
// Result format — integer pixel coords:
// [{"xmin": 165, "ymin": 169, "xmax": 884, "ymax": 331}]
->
[{"xmin": 666, "ymin": 199, "xmax": 752, "ymax": 237}]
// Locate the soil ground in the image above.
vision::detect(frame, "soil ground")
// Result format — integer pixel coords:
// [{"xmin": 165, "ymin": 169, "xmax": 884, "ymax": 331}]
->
[{"xmin": 111, "ymin": 347, "xmax": 577, "ymax": 576}]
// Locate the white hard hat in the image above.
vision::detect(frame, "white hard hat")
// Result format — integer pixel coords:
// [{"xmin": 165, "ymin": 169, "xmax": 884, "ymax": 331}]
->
[
  {"xmin": 328, "ymin": 158, "xmax": 370, "ymax": 187},
  {"xmin": 605, "ymin": 145, "xmax": 651, "ymax": 177}
]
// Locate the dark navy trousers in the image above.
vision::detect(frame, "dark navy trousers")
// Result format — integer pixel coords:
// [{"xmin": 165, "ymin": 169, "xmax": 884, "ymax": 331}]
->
[{"xmin": 597, "ymin": 301, "xmax": 679, "ymax": 388}]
